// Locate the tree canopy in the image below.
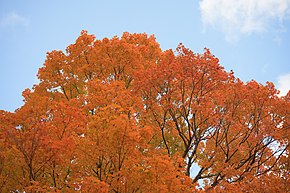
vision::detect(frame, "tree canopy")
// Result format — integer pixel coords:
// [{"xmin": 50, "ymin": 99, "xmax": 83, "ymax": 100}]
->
[{"xmin": 0, "ymin": 31, "xmax": 289, "ymax": 192}]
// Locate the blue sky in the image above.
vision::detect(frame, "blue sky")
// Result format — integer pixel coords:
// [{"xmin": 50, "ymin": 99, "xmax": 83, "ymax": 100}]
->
[{"xmin": 0, "ymin": 0, "xmax": 290, "ymax": 112}]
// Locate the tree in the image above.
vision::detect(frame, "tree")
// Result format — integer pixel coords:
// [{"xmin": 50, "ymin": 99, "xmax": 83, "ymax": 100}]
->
[{"xmin": 0, "ymin": 31, "xmax": 289, "ymax": 192}]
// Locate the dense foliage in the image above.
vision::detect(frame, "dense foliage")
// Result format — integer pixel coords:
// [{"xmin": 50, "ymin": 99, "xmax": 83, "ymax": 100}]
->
[{"xmin": 0, "ymin": 31, "xmax": 289, "ymax": 192}]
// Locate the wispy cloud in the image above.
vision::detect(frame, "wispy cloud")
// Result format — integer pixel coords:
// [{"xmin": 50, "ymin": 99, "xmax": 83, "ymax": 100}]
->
[
  {"xmin": 199, "ymin": 0, "xmax": 290, "ymax": 42},
  {"xmin": 277, "ymin": 73, "xmax": 290, "ymax": 96},
  {"xmin": 0, "ymin": 12, "xmax": 29, "ymax": 28}
]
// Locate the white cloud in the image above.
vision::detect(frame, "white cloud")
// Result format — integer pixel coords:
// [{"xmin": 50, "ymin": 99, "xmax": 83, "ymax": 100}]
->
[
  {"xmin": 277, "ymin": 73, "xmax": 290, "ymax": 96},
  {"xmin": 199, "ymin": 0, "xmax": 290, "ymax": 42},
  {"xmin": 0, "ymin": 12, "xmax": 29, "ymax": 28}
]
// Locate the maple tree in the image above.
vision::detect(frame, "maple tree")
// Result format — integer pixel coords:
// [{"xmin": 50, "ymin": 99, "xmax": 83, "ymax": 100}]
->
[{"xmin": 0, "ymin": 31, "xmax": 289, "ymax": 192}]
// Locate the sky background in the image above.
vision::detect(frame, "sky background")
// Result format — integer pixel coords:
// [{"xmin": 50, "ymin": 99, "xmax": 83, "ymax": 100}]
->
[{"xmin": 0, "ymin": 0, "xmax": 290, "ymax": 112}]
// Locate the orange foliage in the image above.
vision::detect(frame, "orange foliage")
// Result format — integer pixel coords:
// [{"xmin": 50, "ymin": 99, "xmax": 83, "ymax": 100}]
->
[{"xmin": 0, "ymin": 31, "xmax": 289, "ymax": 192}]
